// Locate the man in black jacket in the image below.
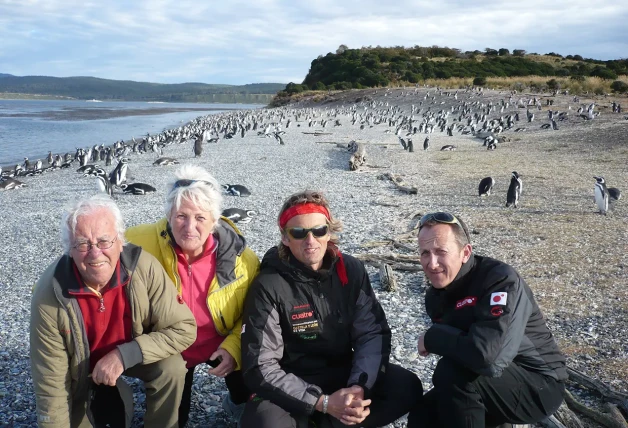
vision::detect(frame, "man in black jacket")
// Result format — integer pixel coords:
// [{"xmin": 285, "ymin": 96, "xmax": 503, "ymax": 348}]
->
[
  {"xmin": 241, "ymin": 190, "xmax": 422, "ymax": 428},
  {"xmin": 408, "ymin": 212, "xmax": 567, "ymax": 428}
]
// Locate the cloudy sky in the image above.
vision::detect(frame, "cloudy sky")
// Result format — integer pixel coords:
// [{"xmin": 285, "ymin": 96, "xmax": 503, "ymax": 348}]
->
[{"xmin": 1, "ymin": 0, "xmax": 626, "ymax": 85}]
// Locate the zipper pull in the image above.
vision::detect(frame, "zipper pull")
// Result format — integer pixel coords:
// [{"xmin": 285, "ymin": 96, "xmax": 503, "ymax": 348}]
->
[
  {"xmin": 98, "ymin": 297, "xmax": 105, "ymax": 312},
  {"xmin": 188, "ymin": 264, "xmax": 192, "ymax": 277}
]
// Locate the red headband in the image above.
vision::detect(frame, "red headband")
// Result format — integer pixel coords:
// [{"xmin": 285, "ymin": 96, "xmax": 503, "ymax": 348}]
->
[{"xmin": 279, "ymin": 203, "xmax": 330, "ymax": 229}]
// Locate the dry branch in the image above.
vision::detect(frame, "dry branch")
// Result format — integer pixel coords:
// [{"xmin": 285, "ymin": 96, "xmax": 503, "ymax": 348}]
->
[
  {"xmin": 567, "ymin": 367, "xmax": 628, "ymax": 409},
  {"xmin": 564, "ymin": 390, "xmax": 628, "ymax": 428},
  {"xmin": 379, "ymin": 264, "xmax": 398, "ymax": 292},
  {"xmin": 378, "ymin": 172, "xmax": 418, "ymax": 194}
]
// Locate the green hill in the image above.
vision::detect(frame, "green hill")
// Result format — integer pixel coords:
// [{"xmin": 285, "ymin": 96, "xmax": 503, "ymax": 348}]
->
[
  {"xmin": 0, "ymin": 75, "xmax": 285, "ymax": 103},
  {"xmin": 277, "ymin": 46, "xmax": 628, "ymax": 97}
]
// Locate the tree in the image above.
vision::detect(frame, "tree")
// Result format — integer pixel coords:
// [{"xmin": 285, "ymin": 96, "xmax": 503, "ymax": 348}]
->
[
  {"xmin": 336, "ymin": 44, "xmax": 349, "ymax": 55},
  {"xmin": 485, "ymin": 48, "xmax": 498, "ymax": 56},
  {"xmin": 546, "ymin": 79, "xmax": 560, "ymax": 90},
  {"xmin": 473, "ymin": 76, "xmax": 487, "ymax": 86},
  {"xmin": 513, "ymin": 49, "xmax": 526, "ymax": 57},
  {"xmin": 498, "ymin": 48, "xmax": 510, "ymax": 56}
]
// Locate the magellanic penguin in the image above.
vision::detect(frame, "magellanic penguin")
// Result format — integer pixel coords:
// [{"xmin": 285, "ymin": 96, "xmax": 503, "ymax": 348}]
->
[
  {"xmin": 506, "ymin": 171, "xmax": 522, "ymax": 208},
  {"xmin": 608, "ymin": 187, "xmax": 621, "ymax": 201},
  {"xmin": 593, "ymin": 176, "xmax": 609, "ymax": 215},
  {"xmin": 153, "ymin": 157, "xmax": 180, "ymax": 166},
  {"xmin": 478, "ymin": 177, "xmax": 495, "ymax": 197},
  {"xmin": 223, "ymin": 184, "xmax": 252, "ymax": 197},
  {"xmin": 221, "ymin": 208, "xmax": 257, "ymax": 224},
  {"xmin": 120, "ymin": 183, "xmax": 157, "ymax": 195},
  {"xmin": 423, "ymin": 137, "xmax": 430, "ymax": 150},
  {"xmin": 0, "ymin": 178, "xmax": 27, "ymax": 190},
  {"xmin": 109, "ymin": 158, "xmax": 129, "ymax": 187},
  {"xmin": 194, "ymin": 135, "xmax": 203, "ymax": 158}
]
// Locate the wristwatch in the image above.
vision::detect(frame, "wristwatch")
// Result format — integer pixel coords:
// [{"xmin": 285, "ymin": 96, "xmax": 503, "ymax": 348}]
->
[{"xmin": 322, "ymin": 395, "xmax": 329, "ymax": 414}]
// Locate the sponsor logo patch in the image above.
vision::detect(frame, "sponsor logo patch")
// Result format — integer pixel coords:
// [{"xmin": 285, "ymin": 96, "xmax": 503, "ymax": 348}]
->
[
  {"xmin": 289, "ymin": 304, "xmax": 320, "ymax": 334},
  {"xmin": 490, "ymin": 292, "xmax": 507, "ymax": 306},
  {"xmin": 455, "ymin": 296, "xmax": 477, "ymax": 309}
]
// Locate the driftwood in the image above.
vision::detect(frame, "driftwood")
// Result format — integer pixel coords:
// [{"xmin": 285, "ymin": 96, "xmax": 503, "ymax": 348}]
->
[
  {"xmin": 540, "ymin": 402, "xmax": 584, "ymax": 428},
  {"xmin": 564, "ymin": 390, "xmax": 628, "ymax": 428},
  {"xmin": 361, "ymin": 239, "xmax": 415, "ymax": 252},
  {"xmin": 355, "ymin": 253, "xmax": 423, "ymax": 273},
  {"xmin": 349, "ymin": 143, "xmax": 366, "ymax": 171},
  {"xmin": 567, "ymin": 367, "xmax": 628, "ymax": 411},
  {"xmin": 378, "ymin": 172, "xmax": 418, "ymax": 194},
  {"xmin": 302, "ymin": 132, "xmax": 332, "ymax": 135},
  {"xmin": 379, "ymin": 264, "xmax": 398, "ymax": 292}
]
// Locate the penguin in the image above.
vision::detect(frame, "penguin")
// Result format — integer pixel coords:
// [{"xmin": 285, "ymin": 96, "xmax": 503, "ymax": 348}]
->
[
  {"xmin": 423, "ymin": 137, "xmax": 430, "ymax": 150},
  {"xmin": 109, "ymin": 158, "xmax": 129, "ymax": 187},
  {"xmin": 120, "ymin": 183, "xmax": 157, "ymax": 195},
  {"xmin": 506, "ymin": 171, "xmax": 522, "ymax": 208},
  {"xmin": 223, "ymin": 184, "xmax": 251, "ymax": 197},
  {"xmin": 608, "ymin": 187, "xmax": 621, "ymax": 201},
  {"xmin": 95, "ymin": 175, "xmax": 113, "ymax": 197},
  {"xmin": 0, "ymin": 178, "xmax": 27, "ymax": 190},
  {"xmin": 221, "ymin": 208, "xmax": 257, "ymax": 224},
  {"xmin": 593, "ymin": 176, "xmax": 609, "ymax": 215},
  {"xmin": 47, "ymin": 151, "xmax": 53, "ymax": 165},
  {"xmin": 478, "ymin": 177, "xmax": 495, "ymax": 197},
  {"xmin": 153, "ymin": 157, "xmax": 180, "ymax": 166},
  {"xmin": 440, "ymin": 145, "xmax": 456, "ymax": 151},
  {"xmin": 398, "ymin": 137, "xmax": 407, "ymax": 150},
  {"xmin": 194, "ymin": 136, "xmax": 203, "ymax": 158}
]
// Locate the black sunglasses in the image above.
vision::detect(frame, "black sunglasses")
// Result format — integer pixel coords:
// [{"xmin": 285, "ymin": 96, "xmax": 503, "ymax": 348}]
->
[
  {"xmin": 173, "ymin": 179, "xmax": 214, "ymax": 189},
  {"xmin": 419, "ymin": 212, "xmax": 470, "ymax": 243},
  {"xmin": 284, "ymin": 224, "xmax": 329, "ymax": 240}
]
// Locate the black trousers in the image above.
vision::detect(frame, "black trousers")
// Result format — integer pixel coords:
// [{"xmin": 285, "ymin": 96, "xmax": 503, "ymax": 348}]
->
[
  {"xmin": 240, "ymin": 363, "xmax": 423, "ymax": 428},
  {"xmin": 179, "ymin": 365, "xmax": 250, "ymax": 427},
  {"xmin": 407, "ymin": 358, "xmax": 565, "ymax": 428}
]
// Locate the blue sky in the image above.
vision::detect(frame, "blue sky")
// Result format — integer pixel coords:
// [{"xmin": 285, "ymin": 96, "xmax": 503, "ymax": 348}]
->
[{"xmin": 1, "ymin": 0, "xmax": 626, "ymax": 85}]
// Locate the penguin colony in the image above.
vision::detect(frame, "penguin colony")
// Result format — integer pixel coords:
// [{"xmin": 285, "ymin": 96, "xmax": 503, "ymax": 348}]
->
[{"xmin": 1, "ymin": 88, "xmax": 623, "ymax": 220}]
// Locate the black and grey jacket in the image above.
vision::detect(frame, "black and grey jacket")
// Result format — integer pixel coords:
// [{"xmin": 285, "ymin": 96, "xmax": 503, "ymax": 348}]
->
[
  {"xmin": 424, "ymin": 254, "xmax": 568, "ymax": 381},
  {"xmin": 241, "ymin": 246, "xmax": 391, "ymax": 415}
]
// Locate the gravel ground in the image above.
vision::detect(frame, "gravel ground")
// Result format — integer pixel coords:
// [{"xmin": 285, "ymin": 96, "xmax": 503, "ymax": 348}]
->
[{"xmin": 0, "ymin": 87, "xmax": 626, "ymax": 427}]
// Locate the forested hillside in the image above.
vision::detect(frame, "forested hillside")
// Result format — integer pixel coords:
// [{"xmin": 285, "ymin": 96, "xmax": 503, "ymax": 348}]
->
[{"xmin": 0, "ymin": 75, "xmax": 285, "ymax": 103}]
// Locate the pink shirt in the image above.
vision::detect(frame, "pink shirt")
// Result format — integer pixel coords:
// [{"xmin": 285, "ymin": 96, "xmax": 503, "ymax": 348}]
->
[{"xmin": 175, "ymin": 235, "xmax": 224, "ymax": 368}]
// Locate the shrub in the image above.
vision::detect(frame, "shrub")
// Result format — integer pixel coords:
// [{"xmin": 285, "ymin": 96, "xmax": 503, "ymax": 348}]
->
[
  {"xmin": 547, "ymin": 79, "xmax": 560, "ymax": 90},
  {"xmin": 590, "ymin": 66, "xmax": 617, "ymax": 80},
  {"xmin": 610, "ymin": 80, "xmax": 628, "ymax": 93},
  {"xmin": 473, "ymin": 76, "xmax": 487, "ymax": 86}
]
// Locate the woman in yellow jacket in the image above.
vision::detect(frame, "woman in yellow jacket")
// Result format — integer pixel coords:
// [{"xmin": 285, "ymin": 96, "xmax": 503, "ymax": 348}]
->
[{"xmin": 126, "ymin": 165, "xmax": 260, "ymax": 427}]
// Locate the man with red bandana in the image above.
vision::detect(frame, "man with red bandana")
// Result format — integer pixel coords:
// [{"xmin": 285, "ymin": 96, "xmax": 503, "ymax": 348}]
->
[
  {"xmin": 408, "ymin": 212, "xmax": 567, "ymax": 428},
  {"xmin": 240, "ymin": 190, "xmax": 423, "ymax": 428}
]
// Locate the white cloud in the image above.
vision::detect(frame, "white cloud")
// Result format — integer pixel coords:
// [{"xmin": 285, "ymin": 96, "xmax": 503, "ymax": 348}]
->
[{"xmin": 0, "ymin": 0, "xmax": 626, "ymax": 84}]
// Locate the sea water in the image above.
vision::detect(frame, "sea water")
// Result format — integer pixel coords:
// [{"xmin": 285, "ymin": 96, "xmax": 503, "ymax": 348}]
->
[{"xmin": 0, "ymin": 100, "xmax": 261, "ymax": 166}]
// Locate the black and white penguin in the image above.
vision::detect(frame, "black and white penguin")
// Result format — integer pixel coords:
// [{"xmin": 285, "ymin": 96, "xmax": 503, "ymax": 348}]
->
[
  {"xmin": 194, "ymin": 136, "xmax": 203, "ymax": 158},
  {"xmin": 222, "ymin": 208, "xmax": 257, "ymax": 224},
  {"xmin": 153, "ymin": 157, "xmax": 180, "ymax": 166},
  {"xmin": 506, "ymin": 171, "xmax": 522, "ymax": 208},
  {"xmin": 423, "ymin": 137, "xmax": 430, "ymax": 150},
  {"xmin": 109, "ymin": 158, "xmax": 129, "ymax": 187},
  {"xmin": 440, "ymin": 145, "xmax": 456, "ymax": 151},
  {"xmin": 593, "ymin": 176, "xmax": 609, "ymax": 215},
  {"xmin": 608, "ymin": 187, "xmax": 622, "ymax": 201},
  {"xmin": 223, "ymin": 184, "xmax": 251, "ymax": 197},
  {"xmin": 478, "ymin": 177, "xmax": 495, "ymax": 197},
  {"xmin": 0, "ymin": 178, "xmax": 27, "ymax": 190},
  {"xmin": 120, "ymin": 183, "xmax": 157, "ymax": 195},
  {"xmin": 95, "ymin": 175, "xmax": 113, "ymax": 197}
]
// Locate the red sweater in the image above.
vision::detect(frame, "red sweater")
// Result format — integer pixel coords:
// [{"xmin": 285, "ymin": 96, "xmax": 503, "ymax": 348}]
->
[
  {"xmin": 175, "ymin": 235, "xmax": 223, "ymax": 368},
  {"xmin": 71, "ymin": 261, "xmax": 132, "ymax": 372}
]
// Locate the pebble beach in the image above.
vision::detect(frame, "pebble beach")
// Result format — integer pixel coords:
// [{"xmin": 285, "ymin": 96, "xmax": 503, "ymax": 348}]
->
[{"xmin": 1, "ymin": 86, "xmax": 627, "ymax": 427}]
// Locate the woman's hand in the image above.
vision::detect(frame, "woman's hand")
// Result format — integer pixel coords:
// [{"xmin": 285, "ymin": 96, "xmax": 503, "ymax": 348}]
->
[{"xmin": 207, "ymin": 348, "xmax": 236, "ymax": 377}]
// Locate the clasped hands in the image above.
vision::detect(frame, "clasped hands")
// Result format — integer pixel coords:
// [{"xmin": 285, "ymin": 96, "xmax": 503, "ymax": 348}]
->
[{"xmin": 317, "ymin": 385, "xmax": 371, "ymax": 425}]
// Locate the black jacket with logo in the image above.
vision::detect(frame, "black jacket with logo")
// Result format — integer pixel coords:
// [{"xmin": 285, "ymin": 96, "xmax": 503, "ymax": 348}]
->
[
  {"xmin": 241, "ymin": 246, "xmax": 391, "ymax": 415},
  {"xmin": 424, "ymin": 254, "xmax": 567, "ymax": 381}
]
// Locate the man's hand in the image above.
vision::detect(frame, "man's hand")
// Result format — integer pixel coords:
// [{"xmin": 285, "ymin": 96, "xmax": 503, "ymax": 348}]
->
[
  {"xmin": 418, "ymin": 333, "xmax": 429, "ymax": 357},
  {"xmin": 92, "ymin": 348, "xmax": 124, "ymax": 386},
  {"xmin": 316, "ymin": 386, "xmax": 371, "ymax": 425},
  {"xmin": 207, "ymin": 349, "xmax": 236, "ymax": 378}
]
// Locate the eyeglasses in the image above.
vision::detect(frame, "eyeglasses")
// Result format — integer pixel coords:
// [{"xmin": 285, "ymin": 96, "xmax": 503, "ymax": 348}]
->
[
  {"xmin": 284, "ymin": 224, "xmax": 329, "ymax": 240},
  {"xmin": 173, "ymin": 179, "xmax": 213, "ymax": 189},
  {"xmin": 419, "ymin": 212, "xmax": 470, "ymax": 243},
  {"xmin": 72, "ymin": 237, "xmax": 118, "ymax": 252}
]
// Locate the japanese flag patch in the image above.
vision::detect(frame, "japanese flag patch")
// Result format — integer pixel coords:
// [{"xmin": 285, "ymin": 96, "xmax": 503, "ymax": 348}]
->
[{"xmin": 490, "ymin": 292, "xmax": 507, "ymax": 306}]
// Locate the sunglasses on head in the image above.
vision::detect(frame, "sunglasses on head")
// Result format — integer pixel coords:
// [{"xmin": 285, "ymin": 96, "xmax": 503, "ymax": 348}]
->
[
  {"xmin": 419, "ymin": 212, "xmax": 470, "ymax": 243},
  {"xmin": 173, "ymin": 179, "xmax": 213, "ymax": 189},
  {"xmin": 284, "ymin": 224, "xmax": 329, "ymax": 240}
]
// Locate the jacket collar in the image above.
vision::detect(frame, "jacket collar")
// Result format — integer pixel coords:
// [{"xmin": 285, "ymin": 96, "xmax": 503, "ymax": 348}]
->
[{"xmin": 440, "ymin": 254, "xmax": 476, "ymax": 299}]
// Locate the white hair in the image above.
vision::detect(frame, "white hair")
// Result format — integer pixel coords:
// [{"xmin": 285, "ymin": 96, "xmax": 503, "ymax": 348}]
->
[
  {"xmin": 165, "ymin": 165, "xmax": 223, "ymax": 229},
  {"xmin": 61, "ymin": 194, "xmax": 126, "ymax": 253}
]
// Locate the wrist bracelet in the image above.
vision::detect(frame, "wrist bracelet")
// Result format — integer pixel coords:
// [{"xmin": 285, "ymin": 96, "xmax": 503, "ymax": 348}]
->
[{"xmin": 322, "ymin": 394, "xmax": 329, "ymax": 414}]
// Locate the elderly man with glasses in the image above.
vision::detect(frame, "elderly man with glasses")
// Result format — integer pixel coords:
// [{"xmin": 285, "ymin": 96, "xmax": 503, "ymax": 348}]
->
[
  {"xmin": 30, "ymin": 194, "xmax": 196, "ymax": 428},
  {"xmin": 239, "ymin": 190, "xmax": 422, "ymax": 428},
  {"xmin": 126, "ymin": 165, "xmax": 260, "ymax": 427},
  {"xmin": 408, "ymin": 212, "xmax": 567, "ymax": 428}
]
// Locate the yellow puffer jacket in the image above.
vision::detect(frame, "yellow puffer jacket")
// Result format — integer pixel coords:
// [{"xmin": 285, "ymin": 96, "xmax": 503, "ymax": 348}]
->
[{"xmin": 126, "ymin": 216, "xmax": 260, "ymax": 369}]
